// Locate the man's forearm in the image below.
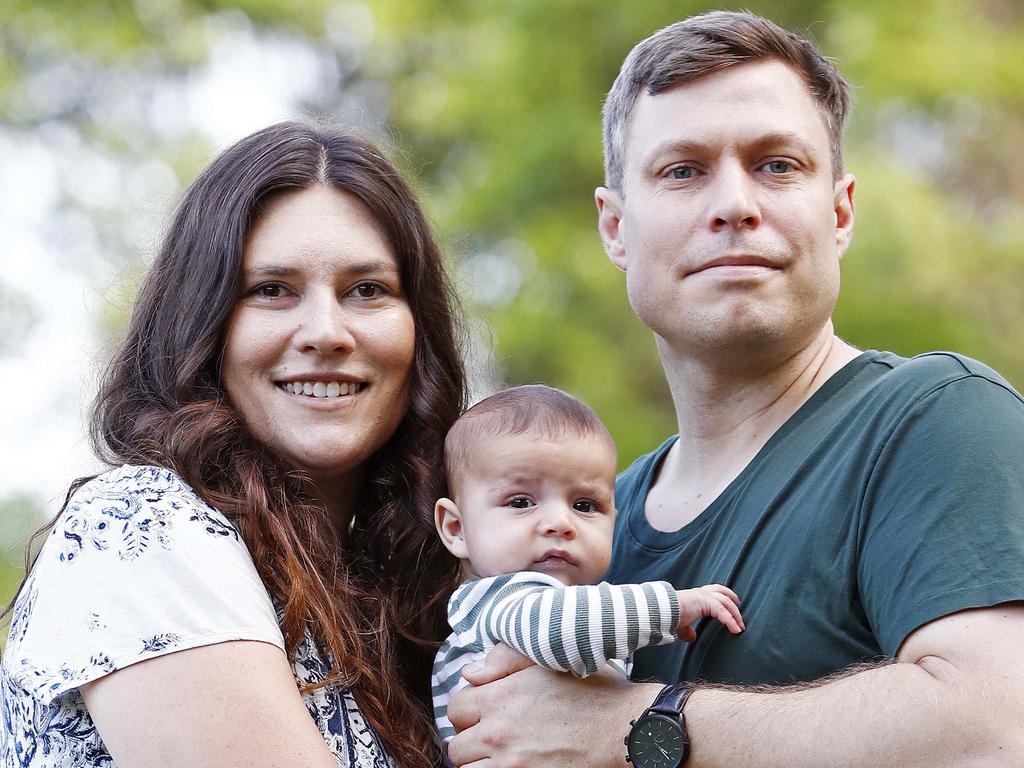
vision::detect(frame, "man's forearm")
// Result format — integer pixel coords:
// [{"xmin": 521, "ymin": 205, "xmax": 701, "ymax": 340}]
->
[
  {"xmin": 449, "ymin": 607, "xmax": 1024, "ymax": 768},
  {"xmin": 684, "ymin": 659, "xmax": 1019, "ymax": 767}
]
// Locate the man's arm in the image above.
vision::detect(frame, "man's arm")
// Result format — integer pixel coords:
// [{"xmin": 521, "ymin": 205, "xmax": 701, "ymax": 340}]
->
[{"xmin": 447, "ymin": 603, "xmax": 1024, "ymax": 768}]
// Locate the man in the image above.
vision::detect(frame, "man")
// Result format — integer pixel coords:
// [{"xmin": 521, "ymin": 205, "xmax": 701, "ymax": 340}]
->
[{"xmin": 446, "ymin": 11, "xmax": 1024, "ymax": 768}]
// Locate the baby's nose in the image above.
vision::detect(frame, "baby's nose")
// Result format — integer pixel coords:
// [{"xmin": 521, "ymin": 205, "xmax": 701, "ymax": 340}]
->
[{"xmin": 541, "ymin": 507, "xmax": 576, "ymax": 538}]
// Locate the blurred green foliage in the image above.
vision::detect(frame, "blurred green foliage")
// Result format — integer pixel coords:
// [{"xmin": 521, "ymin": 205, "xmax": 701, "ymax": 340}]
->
[
  {"xmin": 2, "ymin": 0, "xmax": 1023, "ymax": 605},
  {"xmin": 0, "ymin": 493, "xmax": 38, "ymax": 630}
]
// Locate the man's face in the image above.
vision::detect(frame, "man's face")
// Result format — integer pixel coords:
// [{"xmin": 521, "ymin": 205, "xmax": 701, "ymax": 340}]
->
[{"xmin": 596, "ymin": 60, "xmax": 855, "ymax": 360}]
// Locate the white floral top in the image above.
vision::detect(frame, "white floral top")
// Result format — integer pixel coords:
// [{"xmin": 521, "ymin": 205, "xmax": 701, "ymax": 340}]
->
[{"xmin": 1, "ymin": 465, "xmax": 395, "ymax": 768}]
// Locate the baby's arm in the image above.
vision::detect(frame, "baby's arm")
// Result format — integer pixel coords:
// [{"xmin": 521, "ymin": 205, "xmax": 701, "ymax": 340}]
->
[
  {"xmin": 472, "ymin": 573, "xmax": 680, "ymax": 677},
  {"xmin": 675, "ymin": 584, "xmax": 745, "ymax": 642}
]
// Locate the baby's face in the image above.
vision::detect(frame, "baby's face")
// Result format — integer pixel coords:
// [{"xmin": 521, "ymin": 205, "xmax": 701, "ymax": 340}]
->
[{"xmin": 453, "ymin": 430, "xmax": 617, "ymax": 585}]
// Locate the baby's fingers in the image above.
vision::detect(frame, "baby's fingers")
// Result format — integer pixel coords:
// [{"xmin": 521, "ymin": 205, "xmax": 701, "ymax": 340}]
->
[
  {"xmin": 703, "ymin": 583, "xmax": 741, "ymax": 605},
  {"xmin": 710, "ymin": 593, "xmax": 744, "ymax": 634},
  {"xmin": 676, "ymin": 586, "xmax": 745, "ymax": 635}
]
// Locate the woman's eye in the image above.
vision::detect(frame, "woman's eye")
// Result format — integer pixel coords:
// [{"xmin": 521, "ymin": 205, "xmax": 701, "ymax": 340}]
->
[
  {"xmin": 508, "ymin": 497, "xmax": 533, "ymax": 509},
  {"xmin": 252, "ymin": 283, "xmax": 286, "ymax": 298},
  {"xmin": 573, "ymin": 500, "xmax": 598, "ymax": 514},
  {"xmin": 352, "ymin": 282, "xmax": 383, "ymax": 298}
]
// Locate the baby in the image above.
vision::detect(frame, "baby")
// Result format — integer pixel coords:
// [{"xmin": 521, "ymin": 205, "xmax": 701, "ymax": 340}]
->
[{"xmin": 431, "ymin": 384, "xmax": 744, "ymax": 748}]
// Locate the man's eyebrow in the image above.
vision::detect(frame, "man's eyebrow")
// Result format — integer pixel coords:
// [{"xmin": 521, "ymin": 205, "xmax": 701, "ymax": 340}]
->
[
  {"xmin": 639, "ymin": 132, "xmax": 820, "ymax": 167},
  {"xmin": 639, "ymin": 139, "xmax": 709, "ymax": 168},
  {"xmin": 747, "ymin": 131, "xmax": 819, "ymax": 160}
]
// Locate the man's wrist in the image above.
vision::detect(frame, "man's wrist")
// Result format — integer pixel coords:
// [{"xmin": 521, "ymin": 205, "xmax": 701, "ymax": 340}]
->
[
  {"xmin": 625, "ymin": 682, "xmax": 696, "ymax": 767},
  {"xmin": 612, "ymin": 683, "xmax": 665, "ymax": 767}
]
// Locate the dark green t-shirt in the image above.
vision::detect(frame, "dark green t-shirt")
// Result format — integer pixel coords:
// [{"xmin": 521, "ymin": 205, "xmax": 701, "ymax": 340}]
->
[{"xmin": 607, "ymin": 351, "xmax": 1024, "ymax": 686}]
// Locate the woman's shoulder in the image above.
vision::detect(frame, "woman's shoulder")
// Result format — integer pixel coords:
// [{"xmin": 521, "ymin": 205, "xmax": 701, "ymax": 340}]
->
[
  {"xmin": 71, "ymin": 463, "xmax": 232, "ymax": 523},
  {"xmin": 56, "ymin": 464, "xmax": 239, "ymax": 565},
  {"xmin": 4, "ymin": 464, "xmax": 283, "ymax": 707}
]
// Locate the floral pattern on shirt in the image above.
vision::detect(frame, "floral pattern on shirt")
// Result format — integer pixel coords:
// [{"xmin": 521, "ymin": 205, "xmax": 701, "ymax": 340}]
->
[{"xmin": 1, "ymin": 465, "xmax": 395, "ymax": 768}]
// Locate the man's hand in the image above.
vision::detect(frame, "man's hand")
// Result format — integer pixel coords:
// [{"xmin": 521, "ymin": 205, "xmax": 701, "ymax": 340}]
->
[{"xmin": 447, "ymin": 644, "xmax": 661, "ymax": 768}]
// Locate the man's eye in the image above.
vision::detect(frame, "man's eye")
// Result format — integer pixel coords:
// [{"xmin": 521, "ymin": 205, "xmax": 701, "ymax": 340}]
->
[
  {"xmin": 762, "ymin": 160, "xmax": 793, "ymax": 174},
  {"xmin": 508, "ymin": 497, "xmax": 533, "ymax": 509},
  {"xmin": 573, "ymin": 500, "xmax": 598, "ymax": 514},
  {"xmin": 668, "ymin": 166, "xmax": 697, "ymax": 180}
]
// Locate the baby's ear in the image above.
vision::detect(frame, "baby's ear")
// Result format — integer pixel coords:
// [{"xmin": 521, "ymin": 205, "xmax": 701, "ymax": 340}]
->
[{"xmin": 435, "ymin": 497, "xmax": 469, "ymax": 559}]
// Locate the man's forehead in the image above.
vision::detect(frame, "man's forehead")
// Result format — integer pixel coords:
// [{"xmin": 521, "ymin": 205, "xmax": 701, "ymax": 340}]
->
[{"xmin": 625, "ymin": 59, "xmax": 830, "ymax": 164}]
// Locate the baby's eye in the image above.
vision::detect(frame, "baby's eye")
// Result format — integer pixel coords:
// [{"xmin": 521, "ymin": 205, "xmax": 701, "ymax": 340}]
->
[
  {"xmin": 573, "ymin": 499, "xmax": 599, "ymax": 514},
  {"xmin": 507, "ymin": 496, "xmax": 534, "ymax": 509}
]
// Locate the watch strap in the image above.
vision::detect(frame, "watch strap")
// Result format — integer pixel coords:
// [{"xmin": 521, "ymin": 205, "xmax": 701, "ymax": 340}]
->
[{"xmin": 650, "ymin": 681, "xmax": 695, "ymax": 718}]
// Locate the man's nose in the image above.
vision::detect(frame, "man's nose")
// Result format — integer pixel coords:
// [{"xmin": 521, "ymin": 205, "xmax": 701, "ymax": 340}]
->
[
  {"xmin": 294, "ymin": 290, "xmax": 357, "ymax": 355},
  {"xmin": 707, "ymin": 161, "xmax": 762, "ymax": 232}
]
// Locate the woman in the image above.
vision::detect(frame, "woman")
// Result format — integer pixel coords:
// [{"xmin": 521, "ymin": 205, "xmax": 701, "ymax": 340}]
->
[{"xmin": 2, "ymin": 122, "xmax": 466, "ymax": 767}]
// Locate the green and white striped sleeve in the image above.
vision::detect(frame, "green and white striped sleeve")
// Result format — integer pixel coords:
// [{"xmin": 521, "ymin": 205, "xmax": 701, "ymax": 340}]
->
[{"xmin": 454, "ymin": 571, "xmax": 681, "ymax": 678}]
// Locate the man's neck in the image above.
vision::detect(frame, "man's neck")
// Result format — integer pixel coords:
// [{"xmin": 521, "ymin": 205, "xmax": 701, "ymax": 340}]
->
[{"xmin": 645, "ymin": 323, "xmax": 860, "ymax": 531}]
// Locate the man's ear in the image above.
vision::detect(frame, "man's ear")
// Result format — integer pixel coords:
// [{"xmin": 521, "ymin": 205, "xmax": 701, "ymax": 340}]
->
[
  {"xmin": 435, "ymin": 497, "xmax": 469, "ymax": 559},
  {"xmin": 833, "ymin": 173, "xmax": 856, "ymax": 259},
  {"xmin": 595, "ymin": 186, "xmax": 627, "ymax": 271}
]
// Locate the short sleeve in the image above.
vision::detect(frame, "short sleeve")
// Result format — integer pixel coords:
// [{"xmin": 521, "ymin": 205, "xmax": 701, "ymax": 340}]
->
[
  {"xmin": 5, "ymin": 465, "xmax": 285, "ymax": 706},
  {"xmin": 858, "ymin": 375, "xmax": 1024, "ymax": 655}
]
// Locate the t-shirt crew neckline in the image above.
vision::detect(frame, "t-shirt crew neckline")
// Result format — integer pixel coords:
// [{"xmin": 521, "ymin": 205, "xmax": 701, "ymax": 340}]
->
[{"xmin": 625, "ymin": 350, "xmax": 885, "ymax": 551}]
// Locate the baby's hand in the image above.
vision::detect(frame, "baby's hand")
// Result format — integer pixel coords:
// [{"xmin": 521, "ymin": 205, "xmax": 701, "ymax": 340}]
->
[{"xmin": 675, "ymin": 584, "xmax": 744, "ymax": 642}]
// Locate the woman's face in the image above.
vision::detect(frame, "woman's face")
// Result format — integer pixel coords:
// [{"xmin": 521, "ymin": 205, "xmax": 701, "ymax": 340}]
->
[{"xmin": 222, "ymin": 185, "xmax": 416, "ymax": 503}]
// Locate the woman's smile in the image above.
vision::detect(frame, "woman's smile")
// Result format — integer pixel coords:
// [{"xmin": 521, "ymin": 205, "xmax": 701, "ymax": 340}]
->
[{"xmin": 276, "ymin": 376, "xmax": 365, "ymax": 399}]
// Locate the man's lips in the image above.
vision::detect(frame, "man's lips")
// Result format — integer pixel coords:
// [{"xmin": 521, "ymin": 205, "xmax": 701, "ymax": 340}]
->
[{"xmin": 685, "ymin": 255, "xmax": 781, "ymax": 276}]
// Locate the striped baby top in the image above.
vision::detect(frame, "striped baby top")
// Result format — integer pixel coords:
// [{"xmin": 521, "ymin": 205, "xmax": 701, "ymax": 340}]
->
[{"xmin": 431, "ymin": 571, "xmax": 680, "ymax": 749}]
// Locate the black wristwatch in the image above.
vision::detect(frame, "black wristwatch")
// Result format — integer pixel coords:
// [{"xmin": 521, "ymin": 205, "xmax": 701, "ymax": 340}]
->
[{"xmin": 624, "ymin": 682, "xmax": 694, "ymax": 768}]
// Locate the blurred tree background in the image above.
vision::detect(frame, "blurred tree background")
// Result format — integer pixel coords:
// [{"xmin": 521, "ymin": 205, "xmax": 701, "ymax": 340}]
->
[{"xmin": 1, "ymin": 0, "xmax": 1022, "ymax": 608}]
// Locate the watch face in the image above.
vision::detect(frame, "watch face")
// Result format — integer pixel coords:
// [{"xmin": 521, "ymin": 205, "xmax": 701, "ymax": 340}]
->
[{"xmin": 627, "ymin": 713, "xmax": 686, "ymax": 768}]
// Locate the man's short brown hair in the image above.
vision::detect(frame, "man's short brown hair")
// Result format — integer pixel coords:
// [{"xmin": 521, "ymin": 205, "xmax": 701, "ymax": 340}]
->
[{"xmin": 602, "ymin": 10, "xmax": 852, "ymax": 193}]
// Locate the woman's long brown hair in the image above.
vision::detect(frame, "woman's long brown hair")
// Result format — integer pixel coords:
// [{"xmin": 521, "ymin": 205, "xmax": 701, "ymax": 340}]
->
[{"xmin": 5, "ymin": 122, "xmax": 466, "ymax": 766}]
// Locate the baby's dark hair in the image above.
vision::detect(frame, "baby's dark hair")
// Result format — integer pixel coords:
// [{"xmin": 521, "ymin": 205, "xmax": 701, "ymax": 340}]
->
[{"xmin": 443, "ymin": 384, "xmax": 614, "ymax": 495}]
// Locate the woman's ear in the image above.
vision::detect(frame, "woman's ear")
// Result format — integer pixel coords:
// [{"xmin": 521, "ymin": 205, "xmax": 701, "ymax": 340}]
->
[{"xmin": 435, "ymin": 497, "xmax": 469, "ymax": 559}]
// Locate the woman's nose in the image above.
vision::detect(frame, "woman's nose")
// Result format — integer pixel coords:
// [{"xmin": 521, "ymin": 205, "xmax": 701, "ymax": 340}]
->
[{"xmin": 294, "ymin": 291, "xmax": 357, "ymax": 355}]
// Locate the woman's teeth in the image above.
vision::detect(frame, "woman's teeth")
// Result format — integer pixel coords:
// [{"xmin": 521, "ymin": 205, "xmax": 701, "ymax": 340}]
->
[{"xmin": 280, "ymin": 381, "xmax": 362, "ymax": 398}]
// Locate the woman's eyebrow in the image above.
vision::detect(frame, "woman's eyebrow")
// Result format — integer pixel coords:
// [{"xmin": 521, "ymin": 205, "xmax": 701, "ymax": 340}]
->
[
  {"xmin": 242, "ymin": 259, "xmax": 399, "ymax": 278},
  {"xmin": 243, "ymin": 264, "xmax": 298, "ymax": 277},
  {"xmin": 341, "ymin": 259, "xmax": 400, "ymax": 276}
]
